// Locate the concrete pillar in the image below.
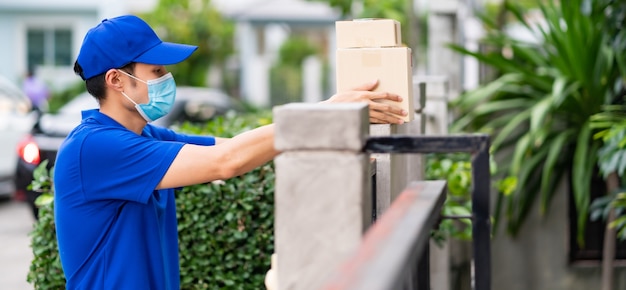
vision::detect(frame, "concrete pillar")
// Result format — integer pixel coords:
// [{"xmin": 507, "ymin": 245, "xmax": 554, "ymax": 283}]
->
[
  {"xmin": 274, "ymin": 103, "xmax": 371, "ymax": 290},
  {"xmin": 415, "ymin": 75, "xmax": 450, "ymax": 135},
  {"xmin": 369, "ymin": 79, "xmax": 426, "ymax": 217},
  {"xmin": 410, "ymin": 80, "xmax": 427, "ymax": 182},
  {"xmin": 415, "ymin": 75, "xmax": 452, "ymax": 290},
  {"xmin": 370, "ymin": 123, "xmax": 412, "ymax": 216},
  {"xmin": 428, "ymin": 0, "xmax": 461, "ymax": 97}
]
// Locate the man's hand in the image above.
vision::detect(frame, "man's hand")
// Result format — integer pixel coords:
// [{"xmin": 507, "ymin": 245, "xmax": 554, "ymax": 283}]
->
[{"xmin": 324, "ymin": 80, "xmax": 408, "ymax": 124}]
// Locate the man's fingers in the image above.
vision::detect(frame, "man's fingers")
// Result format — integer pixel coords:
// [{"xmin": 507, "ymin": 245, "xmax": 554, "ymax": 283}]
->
[
  {"xmin": 367, "ymin": 91, "xmax": 402, "ymax": 102},
  {"xmin": 351, "ymin": 80, "xmax": 379, "ymax": 92},
  {"xmin": 370, "ymin": 111, "xmax": 405, "ymax": 124},
  {"xmin": 370, "ymin": 101, "xmax": 408, "ymax": 117}
]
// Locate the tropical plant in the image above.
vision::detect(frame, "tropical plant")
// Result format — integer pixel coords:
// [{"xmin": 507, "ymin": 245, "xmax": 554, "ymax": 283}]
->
[
  {"xmin": 449, "ymin": 0, "xmax": 626, "ymax": 244},
  {"xmin": 426, "ymin": 153, "xmax": 473, "ymax": 245},
  {"xmin": 588, "ymin": 108, "xmax": 626, "ymax": 289},
  {"xmin": 590, "ymin": 113, "xmax": 626, "ymax": 239}
]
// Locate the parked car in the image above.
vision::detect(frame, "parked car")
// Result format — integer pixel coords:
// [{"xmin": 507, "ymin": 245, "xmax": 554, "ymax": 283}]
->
[
  {"xmin": 0, "ymin": 75, "xmax": 36, "ymax": 199},
  {"xmin": 15, "ymin": 86, "xmax": 241, "ymax": 218}
]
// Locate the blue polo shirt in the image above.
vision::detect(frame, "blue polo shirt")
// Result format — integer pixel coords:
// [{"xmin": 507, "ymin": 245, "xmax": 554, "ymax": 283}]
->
[{"xmin": 54, "ymin": 109, "xmax": 215, "ymax": 290}]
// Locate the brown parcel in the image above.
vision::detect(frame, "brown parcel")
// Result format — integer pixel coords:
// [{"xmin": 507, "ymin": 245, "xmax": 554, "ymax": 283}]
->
[
  {"xmin": 336, "ymin": 47, "xmax": 414, "ymax": 122},
  {"xmin": 335, "ymin": 19, "xmax": 402, "ymax": 49}
]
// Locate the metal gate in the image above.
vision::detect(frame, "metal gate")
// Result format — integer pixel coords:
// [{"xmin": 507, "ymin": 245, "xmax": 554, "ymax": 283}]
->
[{"xmin": 364, "ymin": 134, "xmax": 491, "ymax": 290}]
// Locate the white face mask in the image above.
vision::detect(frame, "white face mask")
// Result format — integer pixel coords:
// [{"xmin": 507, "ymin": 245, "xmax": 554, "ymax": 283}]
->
[{"xmin": 118, "ymin": 70, "xmax": 177, "ymax": 122}]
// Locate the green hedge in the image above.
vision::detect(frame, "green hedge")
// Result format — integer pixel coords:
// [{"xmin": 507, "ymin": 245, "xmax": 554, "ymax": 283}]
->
[{"xmin": 28, "ymin": 112, "xmax": 275, "ymax": 289}]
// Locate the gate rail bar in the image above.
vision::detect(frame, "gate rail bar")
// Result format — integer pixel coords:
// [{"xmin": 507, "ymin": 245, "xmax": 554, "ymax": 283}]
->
[
  {"xmin": 364, "ymin": 135, "xmax": 491, "ymax": 290},
  {"xmin": 320, "ymin": 181, "xmax": 447, "ymax": 290}
]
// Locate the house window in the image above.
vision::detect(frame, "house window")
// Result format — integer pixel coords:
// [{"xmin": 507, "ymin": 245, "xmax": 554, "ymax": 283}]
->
[
  {"xmin": 27, "ymin": 28, "xmax": 72, "ymax": 69},
  {"xmin": 569, "ymin": 168, "xmax": 626, "ymax": 265}
]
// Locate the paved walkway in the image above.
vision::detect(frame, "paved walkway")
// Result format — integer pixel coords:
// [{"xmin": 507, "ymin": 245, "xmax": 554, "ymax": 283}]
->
[{"xmin": 0, "ymin": 199, "xmax": 35, "ymax": 290}]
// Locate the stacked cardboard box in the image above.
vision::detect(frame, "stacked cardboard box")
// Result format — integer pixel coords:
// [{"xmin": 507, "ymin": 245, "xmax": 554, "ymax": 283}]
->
[{"xmin": 335, "ymin": 19, "xmax": 414, "ymax": 122}]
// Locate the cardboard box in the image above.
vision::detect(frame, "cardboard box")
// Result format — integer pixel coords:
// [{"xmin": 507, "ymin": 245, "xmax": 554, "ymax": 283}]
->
[
  {"xmin": 336, "ymin": 19, "xmax": 401, "ymax": 48},
  {"xmin": 336, "ymin": 47, "xmax": 414, "ymax": 122}
]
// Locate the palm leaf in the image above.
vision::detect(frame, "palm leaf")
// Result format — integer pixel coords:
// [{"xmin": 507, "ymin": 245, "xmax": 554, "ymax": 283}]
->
[
  {"xmin": 511, "ymin": 44, "xmax": 547, "ymax": 68},
  {"xmin": 540, "ymin": 130, "xmax": 575, "ymax": 213},
  {"xmin": 510, "ymin": 133, "xmax": 532, "ymax": 176},
  {"xmin": 490, "ymin": 109, "xmax": 532, "ymax": 152},
  {"xmin": 507, "ymin": 145, "xmax": 549, "ymax": 234},
  {"xmin": 530, "ymin": 97, "xmax": 552, "ymax": 134},
  {"xmin": 452, "ymin": 0, "xmax": 625, "ymax": 238},
  {"xmin": 451, "ymin": 73, "xmax": 524, "ymax": 108},
  {"xmin": 572, "ymin": 122, "xmax": 599, "ymax": 246}
]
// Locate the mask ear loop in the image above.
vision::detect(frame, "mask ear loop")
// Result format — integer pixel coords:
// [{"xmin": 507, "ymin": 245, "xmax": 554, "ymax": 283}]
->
[
  {"xmin": 117, "ymin": 69, "xmax": 147, "ymax": 84},
  {"xmin": 117, "ymin": 69, "xmax": 144, "ymax": 106},
  {"xmin": 121, "ymin": 90, "xmax": 153, "ymax": 122},
  {"xmin": 120, "ymin": 91, "xmax": 139, "ymax": 106}
]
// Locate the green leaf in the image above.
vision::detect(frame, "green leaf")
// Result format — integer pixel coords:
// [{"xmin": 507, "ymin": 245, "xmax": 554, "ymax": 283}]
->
[
  {"xmin": 34, "ymin": 194, "xmax": 54, "ymax": 207},
  {"xmin": 509, "ymin": 133, "xmax": 531, "ymax": 176},
  {"xmin": 530, "ymin": 97, "xmax": 552, "ymax": 134},
  {"xmin": 507, "ymin": 145, "xmax": 548, "ymax": 234},
  {"xmin": 572, "ymin": 122, "xmax": 598, "ymax": 246},
  {"xmin": 452, "ymin": 73, "xmax": 523, "ymax": 109},
  {"xmin": 491, "ymin": 109, "xmax": 532, "ymax": 152},
  {"xmin": 540, "ymin": 130, "xmax": 573, "ymax": 214}
]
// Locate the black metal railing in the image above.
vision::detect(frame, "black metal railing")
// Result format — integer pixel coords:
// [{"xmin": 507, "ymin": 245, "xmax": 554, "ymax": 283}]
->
[
  {"xmin": 363, "ymin": 134, "xmax": 491, "ymax": 290},
  {"xmin": 370, "ymin": 158, "xmax": 378, "ymax": 224}
]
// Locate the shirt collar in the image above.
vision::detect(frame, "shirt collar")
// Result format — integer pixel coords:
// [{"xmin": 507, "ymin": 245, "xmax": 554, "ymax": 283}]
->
[
  {"xmin": 81, "ymin": 109, "xmax": 124, "ymax": 128},
  {"xmin": 81, "ymin": 109, "xmax": 154, "ymax": 137}
]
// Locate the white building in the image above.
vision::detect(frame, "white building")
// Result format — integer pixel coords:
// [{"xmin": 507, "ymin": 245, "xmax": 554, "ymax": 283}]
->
[{"xmin": 0, "ymin": 0, "xmax": 153, "ymax": 90}]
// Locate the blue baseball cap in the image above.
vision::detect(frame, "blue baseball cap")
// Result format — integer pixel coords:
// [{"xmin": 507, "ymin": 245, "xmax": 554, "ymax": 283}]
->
[{"xmin": 76, "ymin": 15, "xmax": 198, "ymax": 80}]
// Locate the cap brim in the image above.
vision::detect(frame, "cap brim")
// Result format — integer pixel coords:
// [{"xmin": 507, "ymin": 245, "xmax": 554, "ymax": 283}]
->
[{"xmin": 134, "ymin": 42, "xmax": 198, "ymax": 65}]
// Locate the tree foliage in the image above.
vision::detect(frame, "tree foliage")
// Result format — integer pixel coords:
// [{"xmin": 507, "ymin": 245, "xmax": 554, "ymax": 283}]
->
[
  {"xmin": 139, "ymin": 0, "xmax": 235, "ymax": 86},
  {"xmin": 313, "ymin": 0, "xmax": 409, "ymax": 42}
]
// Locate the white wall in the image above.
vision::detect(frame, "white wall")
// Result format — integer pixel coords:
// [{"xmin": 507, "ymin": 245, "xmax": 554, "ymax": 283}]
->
[{"xmin": 0, "ymin": 0, "xmax": 148, "ymax": 91}]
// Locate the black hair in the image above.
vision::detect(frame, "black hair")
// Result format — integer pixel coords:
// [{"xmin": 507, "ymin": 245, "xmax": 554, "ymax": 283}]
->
[{"xmin": 74, "ymin": 61, "xmax": 136, "ymax": 101}]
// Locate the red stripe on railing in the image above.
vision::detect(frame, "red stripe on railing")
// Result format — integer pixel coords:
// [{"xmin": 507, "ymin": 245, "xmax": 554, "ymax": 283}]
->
[{"xmin": 320, "ymin": 183, "xmax": 427, "ymax": 290}]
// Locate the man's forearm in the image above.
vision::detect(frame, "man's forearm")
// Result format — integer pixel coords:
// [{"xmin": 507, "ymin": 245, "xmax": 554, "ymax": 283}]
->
[{"xmin": 220, "ymin": 124, "xmax": 279, "ymax": 176}]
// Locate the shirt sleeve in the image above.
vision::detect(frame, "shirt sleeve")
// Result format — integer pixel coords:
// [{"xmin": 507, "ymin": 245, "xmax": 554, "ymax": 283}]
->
[
  {"xmin": 144, "ymin": 124, "xmax": 215, "ymax": 146},
  {"xmin": 175, "ymin": 134, "xmax": 215, "ymax": 146},
  {"xmin": 79, "ymin": 127, "xmax": 184, "ymax": 204}
]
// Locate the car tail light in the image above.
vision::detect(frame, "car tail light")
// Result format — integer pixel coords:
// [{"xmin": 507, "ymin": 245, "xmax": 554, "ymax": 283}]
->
[
  {"xmin": 14, "ymin": 189, "xmax": 26, "ymax": 202},
  {"xmin": 17, "ymin": 135, "xmax": 41, "ymax": 165}
]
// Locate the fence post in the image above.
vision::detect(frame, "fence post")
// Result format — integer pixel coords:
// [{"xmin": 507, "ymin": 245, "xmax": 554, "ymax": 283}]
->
[
  {"xmin": 370, "ymin": 123, "xmax": 411, "ymax": 216},
  {"xmin": 370, "ymin": 79, "xmax": 426, "ymax": 219},
  {"xmin": 415, "ymin": 76, "xmax": 452, "ymax": 290},
  {"xmin": 273, "ymin": 103, "xmax": 371, "ymax": 290}
]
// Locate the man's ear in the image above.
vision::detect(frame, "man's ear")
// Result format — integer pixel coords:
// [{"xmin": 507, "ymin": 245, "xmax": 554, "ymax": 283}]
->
[{"xmin": 105, "ymin": 69, "xmax": 124, "ymax": 92}]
